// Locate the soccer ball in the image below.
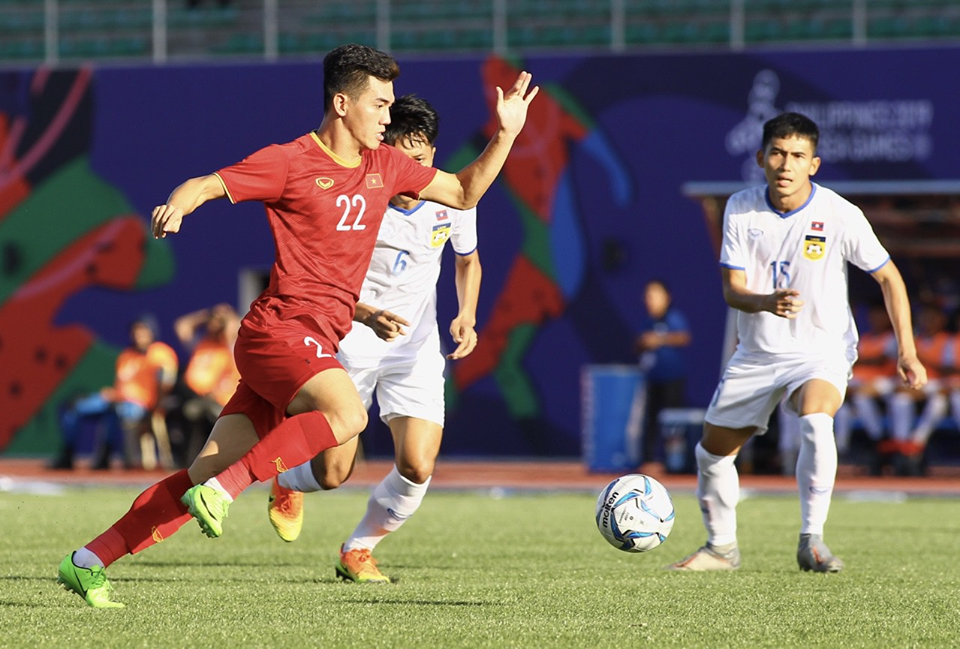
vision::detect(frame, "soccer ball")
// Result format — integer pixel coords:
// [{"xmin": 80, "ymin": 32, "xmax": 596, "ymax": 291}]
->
[{"xmin": 595, "ymin": 474, "xmax": 675, "ymax": 552}]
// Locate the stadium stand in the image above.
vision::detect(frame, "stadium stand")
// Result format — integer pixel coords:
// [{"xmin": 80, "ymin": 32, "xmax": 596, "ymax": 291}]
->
[{"xmin": 2, "ymin": 0, "xmax": 960, "ymax": 64}]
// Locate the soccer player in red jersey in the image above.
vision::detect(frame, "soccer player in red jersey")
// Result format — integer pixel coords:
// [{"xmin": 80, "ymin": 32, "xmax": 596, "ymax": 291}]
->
[{"xmin": 57, "ymin": 43, "xmax": 538, "ymax": 608}]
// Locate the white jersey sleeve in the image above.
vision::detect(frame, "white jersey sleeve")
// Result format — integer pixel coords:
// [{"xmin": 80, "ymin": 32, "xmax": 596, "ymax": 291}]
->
[
  {"xmin": 718, "ymin": 189, "xmax": 756, "ymax": 271},
  {"xmin": 841, "ymin": 206, "xmax": 890, "ymax": 273},
  {"xmin": 450, "ymin": 206, "xmax": 478, "ymax": 256}
]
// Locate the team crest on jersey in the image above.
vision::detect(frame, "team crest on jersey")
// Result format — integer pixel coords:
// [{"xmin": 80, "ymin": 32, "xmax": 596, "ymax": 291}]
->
[
  {"xmin": 316, "ymin": 177, "xmax": 334, "ymax": 190},
  {"xmin": 365, "ymin": 173, "xmax": 384, "ymax": 189},
  {"xmin": 431, "ymin": 223, "xmax": 451, "ymax": 248},
  {"xmin": 803, "ymin": 235, "xmax": 826, "ymax": 260}
]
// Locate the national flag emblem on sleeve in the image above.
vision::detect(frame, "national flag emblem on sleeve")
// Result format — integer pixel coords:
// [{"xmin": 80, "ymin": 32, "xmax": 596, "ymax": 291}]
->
[
  {"xmin": 365, "ymin": 173, "xmax": 384, "ymax": 189},
  {"xmin": 811, "ymin": 221, "xmax": 824, "ymax": 231}
]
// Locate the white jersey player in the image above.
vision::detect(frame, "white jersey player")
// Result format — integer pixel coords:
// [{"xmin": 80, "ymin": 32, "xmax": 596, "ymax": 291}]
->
[
  {"xmin": 668, "ymin": 112, "xmax": 926, "ymax": 574},
  {"xmin": 338, "ymin": 196, "xmax": 477, "ymax": 379},
  {"xmin": 720, "ymin": 183, "xmax": 890, "ymax": 362},
  {"xmin": 267, "ymin": 95, "xmax": 482, "ymax": 584}
]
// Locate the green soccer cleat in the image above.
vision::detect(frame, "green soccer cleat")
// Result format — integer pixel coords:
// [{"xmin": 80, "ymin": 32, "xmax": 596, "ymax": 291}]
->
[
  {"xmin": 57, "ymin": 553, "xmax": 124, "ymax": 608},
  {"xmin": 181, "ymin": 484, "xmax": 230, "ymax": 538}
]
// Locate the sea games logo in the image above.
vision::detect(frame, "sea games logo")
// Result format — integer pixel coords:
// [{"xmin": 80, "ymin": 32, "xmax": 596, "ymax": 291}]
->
[{"xmin": 725, "ymin": 70, "xmax": 934, "ymax": 183}]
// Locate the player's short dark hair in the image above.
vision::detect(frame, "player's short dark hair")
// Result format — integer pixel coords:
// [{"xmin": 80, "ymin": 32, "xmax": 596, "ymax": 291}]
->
[
  {"xmin": 323, "ymin": 43, "xmax": 400, "ymax": 109},
  {"xmin": 383, "ymin": 94, "xmax": 439, "ymax": 148},
  {"xmin": 762, "ymin": 112, "xmax": 820, "ymax": 152}
]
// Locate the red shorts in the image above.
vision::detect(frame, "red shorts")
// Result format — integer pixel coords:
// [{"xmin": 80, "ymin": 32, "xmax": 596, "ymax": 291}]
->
[{"xmin": 220, "ymin": 317, "xmax": 343, "ymax": 436}]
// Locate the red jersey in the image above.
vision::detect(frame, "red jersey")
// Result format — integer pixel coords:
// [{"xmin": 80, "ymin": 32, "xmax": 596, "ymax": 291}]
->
[{"xmin": 215, "ymin": 133, "xmax": 437, "ymax": 345}]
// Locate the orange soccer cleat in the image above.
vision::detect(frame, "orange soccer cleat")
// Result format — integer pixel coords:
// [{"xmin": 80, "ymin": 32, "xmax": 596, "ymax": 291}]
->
[{"xmin": 267, "ymin": 477, "xmax": 304, "ymax": 542}]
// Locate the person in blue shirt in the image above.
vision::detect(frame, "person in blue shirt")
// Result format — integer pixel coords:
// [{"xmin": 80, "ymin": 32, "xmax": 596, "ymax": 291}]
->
[{"xmin": 635, "ymin": 279, "xmax": 691, "ymax": 470}]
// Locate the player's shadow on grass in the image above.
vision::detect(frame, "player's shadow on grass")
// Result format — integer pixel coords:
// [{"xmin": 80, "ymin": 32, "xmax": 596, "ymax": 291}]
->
[
  {"xmin": 134, "ymin": 559, "xmax": 307, "ymax": 569},
  {"xmin": 0, "ymin": 600, "xmax": 52, "ymax": 609},
  {"xmin": 343, "ymin": 598, "xmax": 494, "ymax": 607},
  {"xmin": 120, "ymin": 566, "xmax": 357, "ymax": 586}
]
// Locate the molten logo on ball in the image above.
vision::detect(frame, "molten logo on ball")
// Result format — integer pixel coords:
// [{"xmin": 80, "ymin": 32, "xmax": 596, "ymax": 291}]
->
[{"xmin": 595, "ymin": 474, "xmax": 675, "ymax": 553}]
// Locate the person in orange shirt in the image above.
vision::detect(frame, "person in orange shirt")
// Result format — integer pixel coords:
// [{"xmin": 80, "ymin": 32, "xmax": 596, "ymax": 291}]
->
[
  {"xmin": 885, "ymin": 302, "xmax": 953, "ymax": 475},
  {"xmin": 52, "ymin": 315, "xmax": 178, "ymax": 470},
  {"xmin": 168, "ymin": 304, "xmax": 241, "ymax": 467},
  {"xmin": 833, "ymin": 302, "xmax": 899, "ymax": 458}
]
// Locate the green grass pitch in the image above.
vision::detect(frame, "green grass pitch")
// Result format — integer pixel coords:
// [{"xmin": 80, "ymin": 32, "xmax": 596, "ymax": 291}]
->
[{"xmin": 1, "ymin": 483, "xmax": 957, "ymax": 648}]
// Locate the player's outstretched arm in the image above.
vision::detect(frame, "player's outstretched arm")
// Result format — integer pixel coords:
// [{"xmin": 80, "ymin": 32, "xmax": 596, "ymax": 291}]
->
[
  {"xmin": 872, "ymin": 261, "xmax": 927, "ymax": 389},
  {"xmin": 421, "ymin": 72, "xmax": 539, "ymax": 210},
  {"xmin": 720, "ymin": 267, "xmax": 804, "ymax": 318},
  {"xmin": 448, "ymin": 250, "xmax": 481, "ymax": 360},
  {"xmin": 151, "ymin": 174, "xmax": 226, "ymax": 239}
]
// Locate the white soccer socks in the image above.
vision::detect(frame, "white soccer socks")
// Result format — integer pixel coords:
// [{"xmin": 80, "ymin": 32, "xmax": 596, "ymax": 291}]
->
[
  {"xmin": 72, "ymin": 546, "xmax": 105, "ymax": 570},
  {"xmin": 796, "ymin": 413, "xmax": 837, "ymax": 536},
  {"xmin": 695, "ymin": 442, "xmax": 740, "ymax": 548},
  {"xmin": 911, "ymin": 392, "xmax": 948, "ymax": 446},
  {"xmin": 344, "ymin": 465, "xmax": 431, "ymax": 551},
  {"xmin": 277, "ymin": 461, "xmax": 323, "ymax": 493},
  {"xmin": 851, "ymin": 393, "xmax": 885, "ymax": 441}
]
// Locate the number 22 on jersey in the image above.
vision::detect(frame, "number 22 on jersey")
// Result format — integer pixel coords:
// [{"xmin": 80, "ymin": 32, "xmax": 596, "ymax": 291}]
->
[{"xmin": 336, "ymin": 195, "xmax": 367, "ymax": 231}]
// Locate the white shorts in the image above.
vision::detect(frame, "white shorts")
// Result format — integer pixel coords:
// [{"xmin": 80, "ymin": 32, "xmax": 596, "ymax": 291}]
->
[
  {"xmin": 705, "ymin": 350, "xmax": 853, "ymax": 435},
  {"xmin": 342, "ymin": 334, "xmax": 446, "ymax": 428}
]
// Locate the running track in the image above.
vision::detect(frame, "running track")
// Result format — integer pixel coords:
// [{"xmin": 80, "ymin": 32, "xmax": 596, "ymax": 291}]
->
[{"xmin": 1, "ymin": 458, "xmax": 957, "ymax": 497}]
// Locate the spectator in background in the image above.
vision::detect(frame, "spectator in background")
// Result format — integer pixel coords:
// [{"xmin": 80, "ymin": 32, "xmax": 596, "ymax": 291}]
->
[
  {"xmin": 884, "ymin": 301, "xmax": 956, "ymax": 475},
  {"xmin": 52, "ymin": 315, "xmax": 178, "ymax": 470},
  {"xmin": 634, "ymin": 278, "xmax": 690, "ymax": 472},
  {"xmin": 832, "ymin": 301, "xmax": 899, "ymax": 471},
  {"xmin": 168, "ymin": 304, "xmax": 241, "ymax": 468}
]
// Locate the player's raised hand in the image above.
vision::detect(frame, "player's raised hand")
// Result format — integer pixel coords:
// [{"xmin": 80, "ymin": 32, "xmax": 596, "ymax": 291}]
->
[
  {"xmin": 496, "ymin": 71, "xmax": 539, "ymax": 137},
  {"xmin": 771, "ymin": 288, "xmax": 804, "ymax": 319},
  {"xmin": 152, "ymin": 204, "xmax": 185, "ymax": 239},
  {"xmin": 898, "ymin": 354, "xmax": 928, "ymax": 390},
  {"xmin": 447, "ymin": 317, "xmax": 478, "ymax": 360},
  {"xmin": 364, "ymin": 309, "xmax": 409, "ymax": 342}
]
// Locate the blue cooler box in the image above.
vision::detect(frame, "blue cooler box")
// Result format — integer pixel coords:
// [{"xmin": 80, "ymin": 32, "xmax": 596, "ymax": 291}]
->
[
  {"xmin": 581, "ymin": 365, "xmax": 645, "ymax": 473},
  {"xmin": 659, "ymin": 407, "xmax": 706, "ymax": 474}
]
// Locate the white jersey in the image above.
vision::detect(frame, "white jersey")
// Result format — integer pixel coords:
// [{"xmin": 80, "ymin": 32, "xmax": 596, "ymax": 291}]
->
[
  {"xmin": 337, "ymin": 200, "xmax": 478, "ymax": 367},
  {"xmin": 720, "ymin": 183, "xmax": 889, "ymax": 359}
]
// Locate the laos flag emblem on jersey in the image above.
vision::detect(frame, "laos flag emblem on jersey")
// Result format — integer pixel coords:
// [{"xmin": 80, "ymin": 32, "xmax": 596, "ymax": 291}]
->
[
  {"xmin": 435, "ymin": 209, "xmax": 449, "ymax": 221},
  {"xmin": 803, "ymin": 235, "xmax": 826, "ymax": 260}
]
